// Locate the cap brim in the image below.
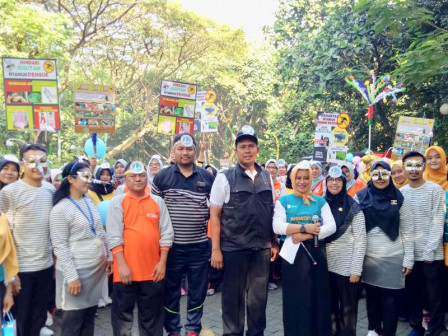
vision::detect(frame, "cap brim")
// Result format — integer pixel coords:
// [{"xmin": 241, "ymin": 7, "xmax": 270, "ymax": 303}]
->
[{"xmin": 235, "ymin": 134, "xmax": 258, "ymax": 145}]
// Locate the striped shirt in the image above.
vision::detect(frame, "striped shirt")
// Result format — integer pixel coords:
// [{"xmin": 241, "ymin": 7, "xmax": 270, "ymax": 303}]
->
[
  {"xmin": 50, "ymin": 197, "xmax": 110, "ymax": 283},
  {"xmin": 354, "ymin": 194, "xmax": 414, "ymax": 269},
  {"xmin": 0, "ymin": 179, "xmax": 55, "ymax": 272},
  {"xmin": 400, "ymin": 181, "xmax": 445, "ymax": 262},
  {"xmin": 326, "ymin": 210, "xmax": 367, "ymax": 277},
  {"xmin": 152, "ymin": 164, "xmax": 214, "ymax": 244}
]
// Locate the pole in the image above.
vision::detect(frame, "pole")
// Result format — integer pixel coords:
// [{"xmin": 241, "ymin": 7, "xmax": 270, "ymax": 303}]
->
[
  {"xmin": 368, "ymin": 124, "xmax": 371, "ymax": 154},
  {"xmin": 367, "ymin": 105, "xmax": 373, "ymax": 153},
  {"xmin": 57, "ymin": 131, "xmax": 61, "ymax": 159}
]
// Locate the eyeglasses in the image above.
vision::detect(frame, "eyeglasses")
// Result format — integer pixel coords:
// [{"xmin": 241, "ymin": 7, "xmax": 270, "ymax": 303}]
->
[
  {"xmin": 327, "ymin": 177, "xmax": 343, "ymax": 183},
  {"xmin": 76, "ymin": 171, "xmax": 92, "ymax": 183},
  {"xmin": 404, "ymin": 160, "xmax": 425, "ymax": 172},
  {"xmin": 370, "ymin": 169, "xmax": 391, "ymax": 181}
]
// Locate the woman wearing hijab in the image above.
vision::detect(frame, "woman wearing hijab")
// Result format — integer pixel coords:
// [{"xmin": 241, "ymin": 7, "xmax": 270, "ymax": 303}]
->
[
  {"xmin": 204, "ymin": 164, "xmax": 218, "ymax": 177},
  {"xmin": 341, "ymin": 163, "xmax": 366, "ymax": 198},
  {"xmin": 284, "ymin": 164, "xmax": 296, "ymax": 194},
  {"xmin": 51, "ymin": 168, "xmax": 63, "ymax": 190},
  {"xmin": 273, "ymin": 161, "xmax": 336, "ymax": 336},
  {"xmin": 266, "ymin": 159, "xmax": 286, "ymax": 202},
  {"xmin": 390, "ymin": 160, "xmax": 408, "ymax": 189},
  {"xmin": 50, "ymin": 161, "xmax": 112, "ymax": 335},
  {"xmin": 310, "ymin": 161, "xmax": 326, "ymax": 196},
  {"xmin": 111, "ymin": 159, "xmax": 127, "ymax": 189},
  {"xmin": 0, "ymin": 155, "xmax": 20, "ymax": 190},
  {"xmin": 325, "ymin": 166, "xmax": 366, "ymax": 336},
  {"xmin": 87, "ymin": 167, "xmax": 115, "ymax": 205},
  {"xmin": 424, "ymin": 145, "xmax": 448, "ymax": 191},
  {"xmin": 147, "ymin": 155, "xmax": 163, "ymax": 185},
  {"xmin": 355, "ymin": 161, "xmax": 413, "ymax": 336}
]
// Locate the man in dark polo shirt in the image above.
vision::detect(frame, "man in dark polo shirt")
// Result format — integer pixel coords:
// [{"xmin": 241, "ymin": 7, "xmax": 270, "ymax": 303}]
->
[
  {"xmin": 210, "ymin": 125, "xmax": 279, "ymax": 336},
  {"xmin": 152, "ymin": 133, "xmax": 214, "ymax": 336}
]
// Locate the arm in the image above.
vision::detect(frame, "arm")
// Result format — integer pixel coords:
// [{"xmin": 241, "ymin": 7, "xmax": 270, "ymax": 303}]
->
[
  {"xmin": 155, "ymin": 196, "xmax": 174, "ymax": 248},
  {"xmin": 152, "ymin": 249, "xmax": 169, "ymax": 282},
  {"xmin": 400, "ymin": 197, "xmax": 414, "ymax": 269},
  {"xmin": 106, "ymin": 196, "xmax": 125, "ymax": 251},
  {"xmin": 197, "ymin": 141, "xmax": 206, "ymax": 166},
  {"xmin": 0, "ymin": 188, "xmax": 11, "ymax": 213},
  {"xmin": 423, "ymin": 188, "xmax": 445, "ymax": 262},
  {"xmin": 210, "ymin": 205, "xmax": 223, "ymax": 270},
  {"xmin": 319, "ymin": 203, "xmax": 336, "ymax": 239},
  {"xmin": 272, "ymin": 200, "xmax": 314, "ymax": 238},
  {"xmin": 350, "ymin": 210, "xmax": 367, "ymax": 276}
]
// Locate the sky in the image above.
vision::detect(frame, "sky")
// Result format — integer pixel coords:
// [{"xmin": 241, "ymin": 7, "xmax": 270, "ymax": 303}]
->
[{"xmin": 176, "ymin": 0, "xmax": 279, "ymax": 43}]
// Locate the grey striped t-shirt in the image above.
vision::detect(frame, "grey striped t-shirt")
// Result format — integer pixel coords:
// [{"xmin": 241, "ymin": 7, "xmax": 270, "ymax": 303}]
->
[{"xmin": 0, "ymin": 179, "xmax": 55, "ymax": 272}]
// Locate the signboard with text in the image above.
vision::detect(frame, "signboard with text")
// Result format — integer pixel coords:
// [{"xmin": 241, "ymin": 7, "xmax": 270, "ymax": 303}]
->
[{"xmin": 392, "ymin": 116, "xmax": 434, "ymax": 160}]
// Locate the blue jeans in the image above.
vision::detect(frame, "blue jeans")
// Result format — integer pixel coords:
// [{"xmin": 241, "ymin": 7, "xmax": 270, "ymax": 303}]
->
[{"xmin": 164, "ymin": 241, "xmax": 210, "ymax": 334}]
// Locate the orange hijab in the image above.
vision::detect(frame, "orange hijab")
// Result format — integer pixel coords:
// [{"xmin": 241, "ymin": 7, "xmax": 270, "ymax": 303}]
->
[
  {"xmin": 290, "ymin": 162, "xmax": 316, "ymax": 206},
  {"xmin": 424, "ymin": 146, "xmax": 448, "ymax": 191}
]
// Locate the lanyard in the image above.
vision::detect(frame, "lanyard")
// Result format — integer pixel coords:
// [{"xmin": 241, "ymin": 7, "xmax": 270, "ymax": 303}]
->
[{"xmin": 67, "ymin": 197, "xmax": 96, "ymax": 235}]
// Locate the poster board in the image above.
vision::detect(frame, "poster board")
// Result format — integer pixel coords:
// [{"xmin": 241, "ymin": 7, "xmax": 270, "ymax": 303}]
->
[
  {"xmin": 2, "ymin": 57, "xmax": 60, "ymax": 131},
  {"xmin": 73, "ymin": 83, "xmax": 116, "ymax": 133},
  {"xmin": 391, "ymin": 116, "xmax": 434, "ymax": 160},
  {"xmin": 194, "ymin": 90, "xmax": 218, "ymax": 133},
  {"xmin": 313, "ymin": 112, "xmax": 350, "ymax": 163},
  {"xmin": 158, "ymin": 80, "xmax": 197, "ymax": 135}
]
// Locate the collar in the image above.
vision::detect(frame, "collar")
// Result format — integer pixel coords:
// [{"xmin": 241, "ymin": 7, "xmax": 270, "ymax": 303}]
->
[
  {"xmin": 173, "ymin": 163, "xmax": 198, "ymax": 176},
  {"xmin": 236, "ymin": 162, "xmax": 263, "ymax": 176},
  {"xmin": 125, "ymin": 189, "xmax": 151, "ymax": 201}
]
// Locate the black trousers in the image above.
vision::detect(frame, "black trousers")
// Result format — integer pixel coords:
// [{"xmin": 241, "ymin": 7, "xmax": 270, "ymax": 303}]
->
[
  {"xmin": 329, "ymin": 272, "xmax": 361, "ymax": 336},
  {"xmin": 365, "ymin": 283, "xmax": 399, "ymax": 336},
  {"xmin": 61, "ymin": 306, "xmax": 97, "ymax": 336},
  {"xmin": 13, "ymin": 266, "xmax": 54, "ymax": 336},
  {"xmin": 112, "ymin": 280, "xmax": 164, "ymax": 336},
  {"xmin": 406, "ymin": 260, "xmax": 444, "ymax": 336},
  {"xmin": 164, "ymin": 242, "xmax": 210, "ymax": 334},
  {"xmin": 222, "ymin": 248, "xmax": 271, "ymax": 336},
  {"xmin": 282, "ymin": 242, "xmax": 332, "ymax": 336}
]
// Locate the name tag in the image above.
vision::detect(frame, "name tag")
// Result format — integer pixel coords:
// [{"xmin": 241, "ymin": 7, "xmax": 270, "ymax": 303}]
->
[{"xmin": 196, "ymin": 181, "xmax": 206, "ymax": 187}]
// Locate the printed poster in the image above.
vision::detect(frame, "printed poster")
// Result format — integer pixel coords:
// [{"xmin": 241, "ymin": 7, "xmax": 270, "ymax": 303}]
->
[
  {"xmin": 194, "ymin": 90, "xmax": 218, "ymax": 133},
  {"xmin": 2, "ymin": 57, "xmax": 60, "ymax": 131},
  {"xmin": 158, "ymin": 80, "xmax": 197, "ymax": 135},
  {"xmin": 74, "ymin": 83, "xmax": 116, "ymax": 133},
  {"xmin": 392, "ymin": 116, "xmax": 434, "ymax": 160}
]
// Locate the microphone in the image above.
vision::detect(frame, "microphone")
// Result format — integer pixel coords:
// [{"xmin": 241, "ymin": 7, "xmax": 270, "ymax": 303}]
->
[{"xmin": 312, "ymin": 215, "xmax": 320, "ymax": 248}]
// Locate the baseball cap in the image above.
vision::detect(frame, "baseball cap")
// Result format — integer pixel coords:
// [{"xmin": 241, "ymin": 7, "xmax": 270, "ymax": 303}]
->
[{"xmin": 235, "ymin": 125, "xmax": 258, "ymax": 146}]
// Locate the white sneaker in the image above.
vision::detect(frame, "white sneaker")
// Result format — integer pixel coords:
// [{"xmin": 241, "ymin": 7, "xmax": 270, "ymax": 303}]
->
[
  {"xmin": 268, "ymin": 282, "xmax": 278, "ymax": 290},
  {"xmin": 366, "ymin": 331, "xmax": 379, "ymax": 336},
  {"xmin": 45, "ymin": 312, "xmax": 53, "ymax": 327},
  {"xmin": 104, "ymin": 296, "xmax": 112, "ymax": 305},
  {"xmin": 40, "ymin": 327, "xmax": 54, "ymax": 336},
  {"xmin": 98, "ymin": 298, "xmax": 106, "ymax": 308}
]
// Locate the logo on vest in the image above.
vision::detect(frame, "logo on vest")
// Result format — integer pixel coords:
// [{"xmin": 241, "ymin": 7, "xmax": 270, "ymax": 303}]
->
[
  {"xmin": 146, "ymin": 213, "xmax": 158, "ymax": 218},
  {"xmin": 391, "ymin": 200, "xmax": 398, "ymax": 205}
]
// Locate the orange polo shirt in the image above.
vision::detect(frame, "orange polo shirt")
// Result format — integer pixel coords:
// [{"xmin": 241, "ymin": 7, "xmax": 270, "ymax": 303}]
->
[
  {"xmin": 112, "ymin": 193, "xmax": 165, "ymax": 282},
  {"xmin": 347, "ymin": 179, "xmax": 367, "ymax": 198},
  {"xmin": 312, "ymin": 180, "xmax": 325, "ymax": 196}
]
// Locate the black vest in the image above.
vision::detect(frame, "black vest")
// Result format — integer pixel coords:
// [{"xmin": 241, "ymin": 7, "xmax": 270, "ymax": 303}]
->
[{"xmin": 220, "ymin": 164, "xmax": 274, "ymax": 251}]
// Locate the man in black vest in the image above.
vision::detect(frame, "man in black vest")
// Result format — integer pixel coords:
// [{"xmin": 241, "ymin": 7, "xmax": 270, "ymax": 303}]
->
[{"xmin": 210, "ymin": 125, "xmax": 278, "ymax": 336}]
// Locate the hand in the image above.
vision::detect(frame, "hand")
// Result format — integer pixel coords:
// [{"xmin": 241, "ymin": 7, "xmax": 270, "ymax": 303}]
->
[
  {"xmin": 118, "ymin": 262, "xmax": 132, "ymax": 285},
  {"xmin": 67, "ymin": 279, "xmax": 82, "ymax": 295},
  {"xmin": 211, "ymin": 249, "xmax": 223, "ymax": 270},
  {"xmin": 111, "ymin": 180, "xmax": 118, "ymax": 188},
  {"xmin": 291, "ymin": 233, "xmax": 312, "ymax": 244},
  {"xmin": 11, "ymin": 276, "xmax": 21, "ymax": 295},
  {"xmin": 270, "ymin": 246, "xmax": 279, "ymax": 262},
  {"xmin": 305, "ymin": 223, "xmax": 320, "ymax": 235},
  {"xmin": 152, "ymin": 261, "xmax": 166, "ymax": 282},
  {"xmin": 200, "ymin": 141, "xmax": 206, "ymax": 151},
  {"xmin": 3, "ymin": 293, "xmax": 13, "ymax": 313},
  {"xmin": 106, "ymin": 261, "xmax": 113, "ymax": 276},
  {"xmin": 402, "ymin": 267, "xmax": 412, "ymax": 276},
  {"xmin": 349, "ymin": 274, "xmax": 360, "ymax": 283}
]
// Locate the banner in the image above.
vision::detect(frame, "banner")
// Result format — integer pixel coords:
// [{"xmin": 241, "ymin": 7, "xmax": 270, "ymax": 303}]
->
[
  {"xmin": 74, "ymin": 83, "xmax": 116, "ymax": 133},
  {"xmin": 158, "ymin": 80, "xmax": 196, "ymax": 135},
  {"xmin": 194, "ymin": 90, "xmax": 218, "ymax": 133},
  {"xmin": 2, "ymin": 57, "xmax": 60, "ymax": 131},
  {"xmin": 313, "ymin": 112, "xmax": 350, "ymax": 163},
  {"xmin": 392, "ymin": 116, "xmax": 434, "ymax": 159}
]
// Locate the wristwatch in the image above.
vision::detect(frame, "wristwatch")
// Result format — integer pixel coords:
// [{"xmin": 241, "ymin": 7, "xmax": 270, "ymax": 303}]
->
[{"xmin": 300, "ymin": 224, "xmax": 306, "ymax": 233}]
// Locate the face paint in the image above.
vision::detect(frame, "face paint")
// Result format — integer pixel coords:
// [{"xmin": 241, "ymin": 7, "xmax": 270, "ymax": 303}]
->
[
  {"xmin": 370, "ymin": 169, "xmax": 391, "ymax": 181},
  {"xmin": 404, "ymin": 160, "xmax": 425, "ymax": 172},
  {"xmin": 76, "ymin": 170, "xmax": 93, "ymax": 183}
]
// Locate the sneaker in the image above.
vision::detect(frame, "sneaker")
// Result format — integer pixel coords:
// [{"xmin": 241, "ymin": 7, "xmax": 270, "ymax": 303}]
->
[
  {"xmin": 206, "ymin": 288, "xmax": 215, "ymax": 296},
  {"xmin": 45, "ymin": 312, "xmax": 53, "ymax": 327},
  {"xmin": 98, "ymin": 298, "xmax": 107, "ymax": 308},
  {"xmin": 268, "ymin": 282, "xmax": 278, "ymax": 290},
  {"xmin": 407, "ymin": 330, "xmax": 419, "ymax": 336},
  {"xmin": 366, "ymin": 331, "xmax": 379, "ymax": 336},
  {"xmin": 40, "ymin": 327, "xmax": 54, "ymax": 336},
  {"xmin": 181, "ymin": 288, "xmax": 186, "ymax": 296},
  {"xmin": 422, "ymin": 312, "xmax": 430, "ymax": 330},
  {"xmin": 185, "ymin": 332, "xmax": 199, "ymax": 336},
  {"xmin": 104, "ymin": 296, "xmax": 113, "ymax": 305}
]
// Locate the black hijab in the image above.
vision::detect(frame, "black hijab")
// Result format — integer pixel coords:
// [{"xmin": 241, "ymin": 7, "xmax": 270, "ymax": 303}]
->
[
  {"xmin": 325, "ymin": 167, "xmax": 361, "ymax": 243},
  {"xmin": 90, "ymin": 167, "xmax": 114, "ymax": 196},
  {"xmin": 285, "ymin": 164, "xmax": 296, "ymax": 189},
  {"xmin": 357, "ymin": 161, "xmax": 404, "ymax": 241}
]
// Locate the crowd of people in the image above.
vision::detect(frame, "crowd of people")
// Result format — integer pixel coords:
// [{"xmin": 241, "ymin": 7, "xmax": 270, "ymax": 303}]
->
[{"xmin": 0, "ymin": 126, "xmax": 447, "ymax": 336}]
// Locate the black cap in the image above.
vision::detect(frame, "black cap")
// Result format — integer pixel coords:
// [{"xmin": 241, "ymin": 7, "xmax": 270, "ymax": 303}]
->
[{"xmin": 235, "ymin": 125, "xmax": 258, "ymax": 146}]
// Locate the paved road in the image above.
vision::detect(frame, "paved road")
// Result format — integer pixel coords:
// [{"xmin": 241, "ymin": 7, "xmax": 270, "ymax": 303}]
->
[{"xmin": 47, "ymin": 283, "xmax": 440, "ymax": 335}]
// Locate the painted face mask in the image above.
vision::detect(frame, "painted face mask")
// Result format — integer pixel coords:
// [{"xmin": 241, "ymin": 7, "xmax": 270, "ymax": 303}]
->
[
  {"xmin": 404, "ymin": 160, "xmax": 425, "ymax": 172},
  {"xmin": 76, "ymin": 170, "xmax": 93, "ymax": 183},
  {"xmin": 23, "ymin": 155, "xmax": 48, "ymax": 175},
  {"xmin": 370, "ymin": 169, "xmax": 391, "ymax": 181}
]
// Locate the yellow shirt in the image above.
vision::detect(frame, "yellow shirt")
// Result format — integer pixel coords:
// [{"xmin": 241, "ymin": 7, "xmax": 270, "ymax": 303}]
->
[{"xmin": 87, "ymin": 190, "xmax": 115, "ymax": 205}]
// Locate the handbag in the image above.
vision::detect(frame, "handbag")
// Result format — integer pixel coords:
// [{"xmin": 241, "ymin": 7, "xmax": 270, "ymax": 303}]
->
[{"xmin": 2, "ymin": 311, "xmax": 16, "ymax": 336}]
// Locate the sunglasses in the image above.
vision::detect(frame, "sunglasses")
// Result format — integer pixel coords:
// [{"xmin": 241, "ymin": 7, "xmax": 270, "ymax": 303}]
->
[{"xmin": 370, "ymin": 169, "xmax": 391, "ymax": 181}]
